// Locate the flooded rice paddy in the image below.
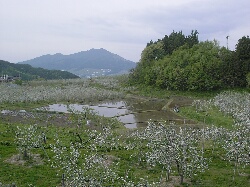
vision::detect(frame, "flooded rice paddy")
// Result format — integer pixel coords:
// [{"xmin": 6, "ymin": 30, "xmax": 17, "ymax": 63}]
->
[{"xmin": 39, "ymin": 97, "xmax": 194, "ymax": 128}]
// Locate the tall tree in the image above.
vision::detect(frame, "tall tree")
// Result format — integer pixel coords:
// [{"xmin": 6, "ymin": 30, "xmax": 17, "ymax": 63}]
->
[
  {"xmin": 186, "ymin": 30, "xmax": 199, "ymax": 48},
  {"xmin": 236, "ymin": 36, "xmax": 250, "ymax": 61},
  {"xmin": 219, "ymin": 48, "xmax": 244, "ymax": 87},
  {"xmin": 140, "ymin": 41, "xmax": 165, "ymax": 65},
  {"xmin": 235, "ymin": 36, "xmax": 250, "ymax": 86},
  {"xmin": 162, "ymin": 31, "xmax": 186, "ymax": 55},
  {"xmin": 153, "ymin": 41, "xmax": 222, "ymax": 90}
]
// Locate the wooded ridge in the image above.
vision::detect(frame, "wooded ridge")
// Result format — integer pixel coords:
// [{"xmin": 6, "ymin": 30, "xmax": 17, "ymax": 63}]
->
[{"xmin": 0, "ymin": 60, "xmax": 79, "ymax": 81}]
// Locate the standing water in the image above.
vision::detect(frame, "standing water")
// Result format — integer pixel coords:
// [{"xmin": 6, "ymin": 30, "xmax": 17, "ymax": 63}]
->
[{"xmin": 39, "ymin": 98, "xmax": 193, "ymax": 128}]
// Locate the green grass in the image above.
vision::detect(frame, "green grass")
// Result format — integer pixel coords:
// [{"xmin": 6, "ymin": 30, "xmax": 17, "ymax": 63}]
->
[
  {"xmin": 0, "ymin": 101, "xmax": 50, "ymax": 111},
  {"xmin": 1, "ymin": 119, "xmax": 250, "ymax": 186},
  {"xmin": 0, "ymin": 123, "xmax": 58, "ymax": 186},
  {"xmin": 192, "ymin": 148, "xmax": 250, "ymax": 187},
  {"xmin": 131, "ymin": 85, "xmax": 218, "ymax": 99},
  {"xmin": 179, "ymin": 106, "xmax": 234, "ymax": 129},
  {"xmin": 0, "ymin": 162, "xmax": 60, "ymax": 186},
  {"xmin": 130, "ymin": 84, "xmax": 250, "ymax": 99}
]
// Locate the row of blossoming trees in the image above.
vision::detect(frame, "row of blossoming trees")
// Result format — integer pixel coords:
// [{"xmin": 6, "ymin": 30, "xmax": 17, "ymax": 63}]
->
[
  {"xmin": 12, "ymin": 88, "xmax": 249, "ymax": 186},
  {"xmin": 0, "ymin": 77, "xmax": 128, "ymax": 104},
  {"xmin": 135, "ymin": 91, "xmax": 250, "ymax": 184}
]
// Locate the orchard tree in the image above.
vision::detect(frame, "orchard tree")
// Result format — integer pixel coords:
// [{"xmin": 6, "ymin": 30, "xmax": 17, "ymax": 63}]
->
[
  {"xmin": 134, "ymin": 122, "xmax": 208, "ymax": 184},
  {"xmin": 15, "ymin": 124, "xmax": 46, "ymax": 159}
]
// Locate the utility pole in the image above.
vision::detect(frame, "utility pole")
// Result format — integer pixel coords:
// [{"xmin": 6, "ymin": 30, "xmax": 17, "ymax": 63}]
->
[{"xmin": 226, "ymin": 36, "xmax": 229, "ymax": 49}]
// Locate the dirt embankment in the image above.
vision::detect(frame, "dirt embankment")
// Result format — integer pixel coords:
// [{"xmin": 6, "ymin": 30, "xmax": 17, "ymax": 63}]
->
[
  {"xmin": 165, "ymin": 96, "xmax": 194, "ymax": 109},
  {"xmin": 162, "ymin": 96, "xmax": 196, "ymax": 125}
]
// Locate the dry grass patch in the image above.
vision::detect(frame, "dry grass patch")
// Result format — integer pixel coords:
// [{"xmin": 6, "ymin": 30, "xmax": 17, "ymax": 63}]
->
[{"xmin": 5, "ymin": 153, "xmax": 44, "ymax": 167}]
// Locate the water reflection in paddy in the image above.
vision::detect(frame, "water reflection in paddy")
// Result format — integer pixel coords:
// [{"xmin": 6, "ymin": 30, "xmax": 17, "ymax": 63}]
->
[
  {"xmin": 41, "ymin": 99, "xmax": 189, "ymax": 128},
  {"xmin": 45, "ymin": 101, "xmax": 128, "ymax": 117}
]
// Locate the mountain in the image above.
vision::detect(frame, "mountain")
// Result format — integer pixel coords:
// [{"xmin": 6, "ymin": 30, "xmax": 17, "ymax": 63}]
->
[
  {"xmin": 18, "ymin": 48, "xmax": 136, "ymax": 77},
  {"xmin": 0, "ymin": 60, "xmax": 79, "ymax": 81}
]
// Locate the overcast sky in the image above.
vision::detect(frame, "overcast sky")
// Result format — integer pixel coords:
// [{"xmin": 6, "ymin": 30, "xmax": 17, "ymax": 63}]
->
[{"xmin": 0, "ymin": 0, "xmax": 249, "ymax": 63}]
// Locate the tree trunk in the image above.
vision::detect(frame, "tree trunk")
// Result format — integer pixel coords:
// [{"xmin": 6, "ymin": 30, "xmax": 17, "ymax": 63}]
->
[
  {"xmin": 76, "ymin": 133, "xmax": 82, "ymax": 143},
  {"xmin": 23, "ymin": 148, "xmax": 28, "ymax": 159},
  {"xmin": 166, "ymin": 171, "xmax": 170, "ymax": 181},
  {"xmin": 180, "ymin": 174, "xmax": 184, "ymax": 184},
  {"xmin": 62, "ymin": 173, "xmax": 65, "ymax": 187}
]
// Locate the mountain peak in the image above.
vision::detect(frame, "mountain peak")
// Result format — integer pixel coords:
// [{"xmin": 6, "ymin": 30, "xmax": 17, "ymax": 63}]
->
[{"xmin": 18, "ymin": 48, "xmax": 136, "ymax": 77}]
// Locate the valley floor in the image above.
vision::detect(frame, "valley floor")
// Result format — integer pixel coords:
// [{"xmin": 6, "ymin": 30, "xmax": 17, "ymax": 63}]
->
[{"xmin": 0, "ymin": 76, "xmax": 249, "ymax": 186}]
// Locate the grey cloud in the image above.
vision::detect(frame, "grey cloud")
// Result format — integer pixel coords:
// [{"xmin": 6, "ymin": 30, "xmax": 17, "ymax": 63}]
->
[
  {"xmin": 128, "ymin": 0, "xmax": 249, "ymax": 41},
  {"xmin": 0, "ymin": 0, "xmax": 249, "ymax": 63}
]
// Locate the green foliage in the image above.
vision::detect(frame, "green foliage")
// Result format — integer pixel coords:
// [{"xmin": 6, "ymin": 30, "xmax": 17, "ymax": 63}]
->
[
  {"xmin": 180, "ymin": 105, "xmax": 234, "ymax": 129},
  {"xmin": 219, "ymin": 48, "xmax": 242, "ymax": 87},
  {"xmin": 129, "ymin": 32, "xmax": 250, "ymax": 91},
  {"xmin": 162, "ymin": 30, "xmax": 199, "ymax": 55},
  {"xmin": 133, "ymin": 40, "xmax": 223, "ymax": 91},
  {"xmin": 0, "ymin": 60, "xmax": 79, "ymax": 80},
  {"xmin": 218, "ymin": 35, "xmax": 250, "ymax": 88},
  {"xmin": 247, "ymin": 72, "xmax": 250, "ymax": 88},
  {"xmin": 130, "ymin": 30, "xmax": 199, "ymax": 89},
  {"xmin": 236, "ymin": 35, "xmax": 250, "ymax": 61},
  {"xmin": 14, "ymin": 79, "xmax": 23, "ymax": 85},
  {"xmin": 15, "ymin": 124, "xmax": 46, "ymax": 159},
  {"xmin": 235, "ymin": 36, "xmax": 250, "ymax": 87},
  {"xmin": 141, "ymin": 41, "xmax": 165, "ymax": 65}
]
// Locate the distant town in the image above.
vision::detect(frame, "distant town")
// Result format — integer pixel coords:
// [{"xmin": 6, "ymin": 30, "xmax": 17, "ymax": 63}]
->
[{"xmin": 0, "ymin": 74, "xmax": 21, "ymax": 82}]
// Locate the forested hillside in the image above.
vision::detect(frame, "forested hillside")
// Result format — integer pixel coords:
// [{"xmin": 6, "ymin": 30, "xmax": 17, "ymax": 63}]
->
[
  {"xmin": 18, "ymin": 48, "xmax": 136, "ymax": 77},
  {"xmin": 129, "ymin": 31, "xmax": 250, "ymax": 91},
  {"xmin": 0, "ymin": 60, "xmax": 79, "ymax": 80}
]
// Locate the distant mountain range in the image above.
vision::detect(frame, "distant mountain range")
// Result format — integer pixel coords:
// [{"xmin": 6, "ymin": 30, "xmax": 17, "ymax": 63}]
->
[
  {"xmin": 0, "ymin": 60, "xmax": 79, "ymax": 81},
  {"xmin": 18, "ymin": 48, "xmax": 136, "ymax": 77}
]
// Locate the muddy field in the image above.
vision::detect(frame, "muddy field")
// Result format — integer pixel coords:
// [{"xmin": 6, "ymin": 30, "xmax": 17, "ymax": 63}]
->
[{"xmin": 0, "ymin": 96, "xmax": 196, "ymax": 128}]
